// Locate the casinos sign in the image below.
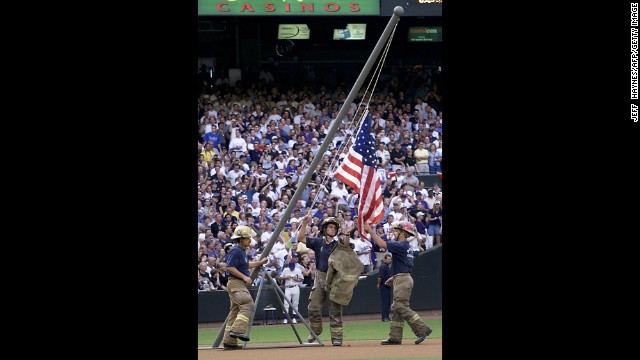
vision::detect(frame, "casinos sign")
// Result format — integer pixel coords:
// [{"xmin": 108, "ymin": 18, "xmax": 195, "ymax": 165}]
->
[{"xmin": 199, "ymin": 0, "xmax": 381, "ymax": 16}]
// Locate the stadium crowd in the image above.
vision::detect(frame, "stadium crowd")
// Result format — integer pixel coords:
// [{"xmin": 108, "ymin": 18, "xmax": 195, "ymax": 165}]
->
[{"xmin": 197, "ymin": 65, "xmax": 443, "ymax": 292}]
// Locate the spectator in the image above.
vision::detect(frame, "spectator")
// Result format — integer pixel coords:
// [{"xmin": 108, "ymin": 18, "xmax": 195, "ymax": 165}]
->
[
  {"xmin": 210, "ymin": 213, "xmax": 227, "ymax": 237},
  {"xmin": 427, "ymin": 143, "xmax": 441, "ymax": 174},
  {"xmin": 402, "ymin": 168, "xmax": 419, "ymax": 192},
  {"xmin": 390, "ymin": 142, "xmax": 406, "ymax": 172},
  {"xmin": 216, "ymin": 262, "xmax": 229, "ymax": 290},
  {"xmin": 377, "ymin": 254, "xmax": 393, "ymax": 322},
  {"xmin": 414, "ymin": 211, "xmax": 428, "ymax": 247},
  {"xmin": 413, "ymin": 142, "xmax": 429, "ymax": 175},
  {"xmin": 404, "ymin": 148, "xmax": 417, "ymax": 173},
  {"xmin": 352, "ymin": 228, "xmax": 373, "ymax": 275},
  {"xmin": 260, "ymin": 222, "xmax": 275, "ymax": 246},
  {"xmin": 198, "ymin": 262, "xmax": 214, "ymax": 292},
  {"xmin": 414, "ymin": 191, "xmax": 428, "ymax": 209},
  {"xmin": 424, "ymin": 188, "xmax": 437, "ymax": 210},
  {"xmin": 426, "ymin": 202, "xmax": 442, "ymax": 245},
  {"xmin": 300, "ymin": 254, "xmax": 315, "ymax": 287},
  {"xmin": 279, "ymin": 259, "xmax": 304, "ymax": 323}
]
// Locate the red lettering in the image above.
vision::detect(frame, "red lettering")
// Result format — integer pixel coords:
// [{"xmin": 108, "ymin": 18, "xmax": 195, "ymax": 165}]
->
[
  {"xmin": 239, "ymin": 2, "xmax": 254, "ymax": 12},
  {"xmin": 216, "ymin": 1, "xmax": 363, "ymax": 14},
  {"xmin": 325, "ymin": 2, "xmax": 340, "ymax": 12}
]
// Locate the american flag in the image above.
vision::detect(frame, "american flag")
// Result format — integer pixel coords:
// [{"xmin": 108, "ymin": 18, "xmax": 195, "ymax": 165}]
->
[{"xmin": 334, "ymin": 111, "xmax": 384, "ymax": 239}]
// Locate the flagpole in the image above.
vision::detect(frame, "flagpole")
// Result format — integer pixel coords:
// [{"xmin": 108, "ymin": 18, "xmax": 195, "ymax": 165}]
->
[{"xmin": 249, "ymin": 6, "xmax": 404, "ymax": 280}]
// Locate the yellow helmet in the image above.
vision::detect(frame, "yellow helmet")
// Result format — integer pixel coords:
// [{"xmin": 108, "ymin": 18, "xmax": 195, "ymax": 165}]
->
[{"xmin": 231, "ymin": 225, "xmax": 257, "ymax": 240}]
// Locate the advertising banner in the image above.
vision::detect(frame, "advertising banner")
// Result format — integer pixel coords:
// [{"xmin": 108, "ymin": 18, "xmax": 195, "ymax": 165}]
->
[{"xmin": 199, "ymin": 0, "xmax": 381, "ymax": 16}]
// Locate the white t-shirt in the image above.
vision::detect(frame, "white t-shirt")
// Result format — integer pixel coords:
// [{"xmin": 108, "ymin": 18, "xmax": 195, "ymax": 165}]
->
[
  {"xmin": 409, "ymin": 237, "xmax": 421, "ymax": 252},
  {"xmin": 391, "ymin": 210, "xmax": 404, "ymax": 222},
  {"xmin": 376, "ymin": 149, "xmax": 391, "ymax": 163},
  {"xmin": 268, "ymin": 114, "xmax": 282, "ymax": 122},
  {"xmin": 227, "ymin": 169, "xmax": 245, "ymax": 186},
  {"xmin": 415, "ymin": 103, "xmax": 428, "ymax": 118},
  {"xmin": 261, "ymin": 231, "xmax": 273, "ymax": 245},
  {"xmin": 303, "ymin": 102, "xmax": 315, "ymax": 114},
  {"xmin": 228, "ymin": 137, "xmax": 247, "ymax": 156},
  {"xmin": 271, "ymin": 240, "xmax": 286, "ymax": 254},
  {"xmin": 424, "ymin": 196, "xmax": 436, "ymax": 210},
  {"xmin": 249, "ymin": 204, "xmax": 261, "ymax": 217},
  {"xmin": 383, "ymin": 223, "xmax": 394, "ymax": 236},
  {"xmin": 274, "ymin": 248, "xmax": 289, "ymax": 270},
  {"xmin": 274, "ymin": 160, "xmax": 286, "ymax": 170},
  {"xmin": 333, "ymin": 135, "xmax": 346, "ymax": 147},
  {"xmin": 330, "ymin": 186, "xmax": 349, "ymax": 200},
  {"xmin": 281, "ymin": 267, "xmax": 304, "ymax": 287},
  {"xmin": 353, "ymin": 238, "xmax": 372, "ymax": 266},
  {"xmin": 275, "ymin": 177, "xmax": 288, "ymax": 193}
]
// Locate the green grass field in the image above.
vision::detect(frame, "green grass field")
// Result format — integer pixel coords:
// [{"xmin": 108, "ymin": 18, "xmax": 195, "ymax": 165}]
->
[{"xmin": 198, "ymin": 319, "xmax": 441, "ymax": 345}]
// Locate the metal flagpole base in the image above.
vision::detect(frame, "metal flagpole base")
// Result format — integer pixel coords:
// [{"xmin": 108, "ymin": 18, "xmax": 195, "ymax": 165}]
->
[{"xmin": 202, "ymin": 270, "xmax": 324, "ymax": 350}]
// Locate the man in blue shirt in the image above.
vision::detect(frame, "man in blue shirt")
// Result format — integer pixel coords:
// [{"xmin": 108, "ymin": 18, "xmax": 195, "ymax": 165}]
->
[
  {"xmin": 297, "ymin": 214, "xmax": 348, "ymax": 346},
  {"xmin": 377, "ymin": 253, "xmax": 393, "ymax": 322},
  {"xmin": 365, "ymin": 221, "xmax": 432, "ymax": 345},
  {"xmin": 222, "ymin": 226, "xmax": 269, "ymax": 350}
]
